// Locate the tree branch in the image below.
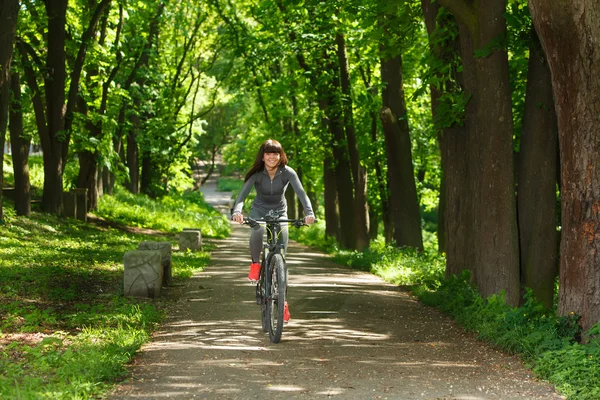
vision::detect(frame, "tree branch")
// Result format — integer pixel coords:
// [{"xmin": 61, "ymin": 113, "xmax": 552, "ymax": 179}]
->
[{"xmin": 436, "ymin": 0, "xmax": 478, "ymax": 38}]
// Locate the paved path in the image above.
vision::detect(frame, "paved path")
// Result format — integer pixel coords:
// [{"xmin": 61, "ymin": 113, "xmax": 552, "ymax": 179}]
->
[{"xmin": 108, "ymin": 173, "xmax": 563, "ymax": 400}]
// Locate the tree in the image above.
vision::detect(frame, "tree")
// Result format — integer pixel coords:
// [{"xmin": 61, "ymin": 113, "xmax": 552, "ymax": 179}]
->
[
  {"xmin": 9, "ymin": 72, "xmax": 31, "ymax": 216},
  {"xmin": 517, "ymin": 27, "xmax": 558, "ymax": 309},
  {"xmin": 379, "ymin": 2, "xmax": 424, "ymax": 250},
  {"xmin": 529, "ymin": 0, "xmax": 600, "ymax": 331},
  {"xmin": 0, "ymin": 0, "xmax": 19, "ymax": 221},
  {"xmin": 438, "ymin": 0, "xmax": 520, "ymax": 305}
]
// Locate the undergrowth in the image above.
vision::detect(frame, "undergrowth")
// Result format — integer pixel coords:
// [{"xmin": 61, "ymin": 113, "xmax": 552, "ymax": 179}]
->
[{"xmin": 415, "ymin": 273, "xmax": 600, "ymax": 400}]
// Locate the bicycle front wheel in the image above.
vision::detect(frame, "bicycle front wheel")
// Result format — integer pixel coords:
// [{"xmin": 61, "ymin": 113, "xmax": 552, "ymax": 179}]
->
[{"xmin": 266, "ymin": 254, "xmax": 286, "ymax": 343}]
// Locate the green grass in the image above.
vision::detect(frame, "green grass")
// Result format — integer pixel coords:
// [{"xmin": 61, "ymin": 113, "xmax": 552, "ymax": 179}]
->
[
  {"xmin": 217, "ymin": 177, "xmax": 244, "ymax": 192},
  {"xmin": 0, "ymin": 189, "xmax": 214, "ymax": 399},
  {"xmin": 95, "ymin": 187, "xmax": 231, "ymax": 238}
]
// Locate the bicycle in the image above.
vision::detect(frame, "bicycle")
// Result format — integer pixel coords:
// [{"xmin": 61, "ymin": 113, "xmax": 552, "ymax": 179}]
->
[{"xmin": 243, "ymin": 210, "xmax": 314, "ymax": 343}]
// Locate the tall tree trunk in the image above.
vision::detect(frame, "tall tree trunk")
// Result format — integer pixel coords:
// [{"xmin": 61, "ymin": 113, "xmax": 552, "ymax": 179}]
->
[
  {"xmin": 529, "ymin": 0, "xmax": 600, "ymax": 331},
  {"xmin": 323, "ymin": 155, "xmax": 340, "ymax": 241},
  {"xmin": 9, "ymin": 72, "xmax": 31, "ymax": 216},
  {"xmin": 140, "ymin": 153, "xmax": 152, "ymax": 196},
  {"xmin": 379, "ymin": 53, "xmax": 424, "ymax": 250},
  {"xmin": 336, "ymin": 33, "xmax": 370, "ymax": 251},
  {"xmin": 285, "ymin": 185, "xmax": 297, "ymax": 219},
  {"xmin": 0, "ymin": 0, "xmax": 19, "ymax": 221},
  {"xmin": 119, "ymin": 3, "xmax": 164, "ymax": 195},
  {"xmin": 421, "ymin": 1, "xmax": 468, "ymax": 261},
  {"xmin": 77, "ymin": 3, "xmax": 120, "ymax": 211},
  {"xmin": 326, "ymin": 91, "xmax": 357, "ymax": 249},
  {"xmin": 127, "ymin": 115, "xmax": 140, "ymax": 194},
  {"xmin": 439, "ymin": 0, "xmax": 520, "ymax": 305},
  {"xmin": 77, "ymin": 150, "xmax": 99, "ymax": 210},
  {"xmin": 42, "ymin": 0, "xmax": 68, "ymax": 215},
  {"xmin": 517, "ymin": 28, "xmax": 559, "ymax": 309}
]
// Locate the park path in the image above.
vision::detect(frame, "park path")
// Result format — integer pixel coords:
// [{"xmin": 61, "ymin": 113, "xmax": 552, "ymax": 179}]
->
[{"xmin": 107, "ymin": 170, "xmax": 563, "ymax": 400}]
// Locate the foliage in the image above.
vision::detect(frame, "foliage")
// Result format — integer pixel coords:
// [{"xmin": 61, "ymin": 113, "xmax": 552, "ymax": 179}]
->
[
  {"xmin": 95, "ymin": 187, "xmax": 231, "ymax": 238},
  {"xmin": 415, "ymin": 272, "xmax": 599, "ymax": 400},
  {"xmin": 0, "ymin": 208, "xmax": 209, "ymax": 398}
]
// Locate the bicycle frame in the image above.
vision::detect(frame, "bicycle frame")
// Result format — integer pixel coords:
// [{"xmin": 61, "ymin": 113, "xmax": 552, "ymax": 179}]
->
[{"xmin": 243, "ymin": 212, "xmax": 311, "ymax": 343}]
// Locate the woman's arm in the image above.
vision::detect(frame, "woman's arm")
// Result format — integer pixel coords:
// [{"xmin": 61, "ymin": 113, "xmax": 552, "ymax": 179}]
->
[{"xmin": 232, "ymin": 174, "xmax": 256, "ymax": 215}]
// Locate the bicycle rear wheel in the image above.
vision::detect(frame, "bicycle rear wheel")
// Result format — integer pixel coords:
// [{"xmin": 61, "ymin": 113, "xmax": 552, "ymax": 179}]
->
[{"xmin": 266, "ymin": 254, "xmax": 286, "ymax": 343}]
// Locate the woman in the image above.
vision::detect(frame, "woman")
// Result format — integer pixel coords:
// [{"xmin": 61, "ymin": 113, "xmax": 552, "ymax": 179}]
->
[{"xmin": 231, "ymin": 139, "xmax": 315, "ymax": 321}]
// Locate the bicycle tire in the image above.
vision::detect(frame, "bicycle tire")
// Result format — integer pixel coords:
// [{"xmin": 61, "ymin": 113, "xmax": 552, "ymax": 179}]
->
[
  {"xmin": 259, "ymin": 261, "xmax": 269, "ymax": 332},
  {"xmin": 267, "ymin": 254, "xmax": 286, "ymax": 343}
]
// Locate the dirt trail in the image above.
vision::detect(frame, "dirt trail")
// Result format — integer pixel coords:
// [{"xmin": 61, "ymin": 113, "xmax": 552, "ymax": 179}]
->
[{"xmin": 108, "ymin": 171, "xmax": 563, "ymax": 400}]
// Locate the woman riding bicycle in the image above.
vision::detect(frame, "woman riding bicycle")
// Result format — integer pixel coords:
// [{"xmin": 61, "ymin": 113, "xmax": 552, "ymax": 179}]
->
[{"xmin": 231, "ymin": 139, "xmax": 315, "ymax": 321}]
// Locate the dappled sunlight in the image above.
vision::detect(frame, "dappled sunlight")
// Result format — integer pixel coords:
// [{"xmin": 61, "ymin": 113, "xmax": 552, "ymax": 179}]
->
[
  {"xmin": 109, "ymin": 225, "xmax": 562, "ymax": 400},
  {"xmin": 266, "ymin": 384, "xmax": 306, "ymax": 392}
]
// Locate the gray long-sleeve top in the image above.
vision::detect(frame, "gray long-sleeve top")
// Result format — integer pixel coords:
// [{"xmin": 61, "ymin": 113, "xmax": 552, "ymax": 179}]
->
[{"xmin": 232, "ymin": 165, "xmax": 314, "ymax": 217}]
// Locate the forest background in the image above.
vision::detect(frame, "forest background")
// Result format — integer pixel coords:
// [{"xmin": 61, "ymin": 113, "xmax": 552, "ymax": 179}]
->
[{"xmin": 1, "ymin": 0, "xmax": 600, "ymax": 398}]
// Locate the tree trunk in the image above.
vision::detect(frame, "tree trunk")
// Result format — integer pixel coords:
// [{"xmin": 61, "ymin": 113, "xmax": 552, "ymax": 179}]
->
[
  {"xmin": 529, "ymin": 0, "xmax": 600, "ymax": 331},
  {"xmin": 328, "ymin": 96, "xmax": 357, "ymax": 249},
  {"xmin": 379, "ymin": 53, "xmax": 423, "ymax": 250},
  {"xmin": 127, "ymin": 120, "xmax": 140, "ymax": 194},
  {"xmin": 42, "ymin": 0, "xmax": 68, "ymax": 214},
  {"xmin": 140, "ymin": 153, "xmax": 152, "ymax": 196},
  {"xmin": 336, "ymin": 33, "xmax": 370, "ymax": 251},
  {"xmin": 439, "ymin": 0, "xmax": 520, "ymax": 305},
  {"xmin": 323, "ymin": 155, "xmax": 340, "ymax": 241},
  {"xmin": 517, "ymin": 28, "xmax": 559, "ymax": 309},
  {"xmin": 421, "ymin": 0, "xmax": 468, "ymax": 261},
  {"xmin": 0, "ymin": 0, "xmax": 18, "ymax": 221},
  {"xmin": 77, "ymin": 150, "xmax": 99, "ymax": 210},
  {"xmin": 9, "ymin": 72, "xmax": 31, "ymax": 216},
  {"xmin": 285, "ymin": 186, "xmax": 297, "ymax": 219}
]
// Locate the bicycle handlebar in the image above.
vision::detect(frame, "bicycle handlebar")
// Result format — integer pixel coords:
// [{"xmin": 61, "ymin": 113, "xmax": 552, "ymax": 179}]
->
[{"xmin": 241, "ymin": 216, "xmax": 317, "ymax": 229}]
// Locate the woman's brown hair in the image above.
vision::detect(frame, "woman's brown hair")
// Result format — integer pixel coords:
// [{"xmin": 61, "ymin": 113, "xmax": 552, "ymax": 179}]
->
[{"xmin": 244, "ymin": 139, "xmax": 288, "ymax": 182}]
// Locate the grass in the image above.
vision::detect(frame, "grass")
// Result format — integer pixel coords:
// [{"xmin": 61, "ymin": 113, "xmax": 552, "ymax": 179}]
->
[
  {"xmin": 95, "ymin": 187, "xmax": 231, "ymax": 238},
  {"xmin": 0, "ymin": 188, "xmax": 215, "ymax": 399},
  {"xmin": 217, "ymin": 177, "xmax": 244, "ymax": 193}
]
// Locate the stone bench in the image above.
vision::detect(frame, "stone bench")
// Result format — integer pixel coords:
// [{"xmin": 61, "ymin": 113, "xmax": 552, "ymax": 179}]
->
[
  {"xmin": 123, "ymin": 250, "xmax": 163, "ymax": 298},
  {"xmin": 179, "ymin": 228, "xmax": 202, "ymax": 251},
  {"xmin": 138, "ymin": 241, "xmax": 172, "ymax": 286}
]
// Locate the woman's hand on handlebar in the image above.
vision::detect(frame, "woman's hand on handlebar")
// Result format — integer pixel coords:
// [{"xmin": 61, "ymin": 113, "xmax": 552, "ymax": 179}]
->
[
  {"xmin": 304, "ymin": 215, "xmax": 315, "ymax": 225},
  {"xmin": 232, "ymin": 213, "xmax": 244, "ymax": 224}
]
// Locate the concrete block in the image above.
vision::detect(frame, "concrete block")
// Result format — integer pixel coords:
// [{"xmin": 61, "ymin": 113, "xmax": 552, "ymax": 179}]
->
[
  {"xmin": 180, "ymin": 229, "xmax": 202, "ymax": 251},
  {"xmin": 123, "ymin": 250, "xmax": 163, "ymax": 298},
  {"xmin": 138, "ymin": 241, "xmax": 172, "ymax": 285}
]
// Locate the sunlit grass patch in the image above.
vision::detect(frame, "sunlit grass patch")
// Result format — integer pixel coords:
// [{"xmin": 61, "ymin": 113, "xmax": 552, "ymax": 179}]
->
[
  {"xmin": 217, "ymin": 177, "xmax": 243, "ymax": 192},
  {"xmin": 96, "ymin": 187, "xmax": 231, "ymax": 238},
  {"xmin": 0, "ymin": 186, "xmax": 218, "ymax": 399}
]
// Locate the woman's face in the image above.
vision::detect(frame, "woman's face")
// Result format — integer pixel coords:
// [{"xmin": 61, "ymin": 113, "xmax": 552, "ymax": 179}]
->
[{"xmin": 263, "ymin": 151, "xmax": 281, "ymax": 170}]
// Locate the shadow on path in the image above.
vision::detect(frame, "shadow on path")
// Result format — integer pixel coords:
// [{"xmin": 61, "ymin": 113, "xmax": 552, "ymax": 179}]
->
[{"xmin": 109, "ymin": 222, "xmax": 563, "ymax": 400}]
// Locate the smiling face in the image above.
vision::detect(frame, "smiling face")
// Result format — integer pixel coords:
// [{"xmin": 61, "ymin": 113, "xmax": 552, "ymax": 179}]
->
[{"xmin": 263, "ymin": 151, "xmax": 281, "ymax": 171}]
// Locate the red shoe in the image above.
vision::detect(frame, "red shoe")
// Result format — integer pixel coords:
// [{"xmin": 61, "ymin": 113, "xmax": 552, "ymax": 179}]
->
[
  {"xmin": 248, "ymin": 262, "xmax": 261, "ymax": 281},
  {"xmin": 283, "ymin": 301, "xmax": 290, "ymax": 322}
]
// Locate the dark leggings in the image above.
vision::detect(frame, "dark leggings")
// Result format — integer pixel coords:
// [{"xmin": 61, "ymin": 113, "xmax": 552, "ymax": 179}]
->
[{"xmin": 249, "ymin": 209, "xmax": 288, "ymax": 263}]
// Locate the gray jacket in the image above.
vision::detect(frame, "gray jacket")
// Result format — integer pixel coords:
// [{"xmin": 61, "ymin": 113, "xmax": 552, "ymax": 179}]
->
[{"xmin": 232, "ymin": 165, "xmax": 314, "ymax": 217}]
